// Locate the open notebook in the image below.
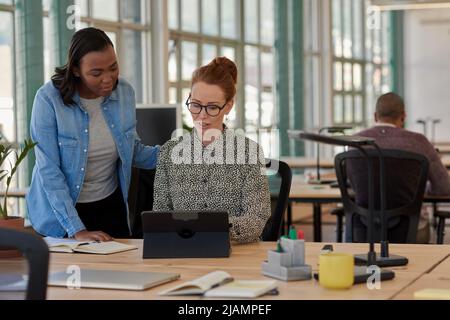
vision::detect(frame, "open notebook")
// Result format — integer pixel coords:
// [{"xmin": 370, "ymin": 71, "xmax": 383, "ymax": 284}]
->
[
  {"xmin": 159, "ymin": 271, "xmax": 278, "ymax": 298},
  {"xmin": 44, "ymin": 237, "xmax": 137, "ymax": 255}
]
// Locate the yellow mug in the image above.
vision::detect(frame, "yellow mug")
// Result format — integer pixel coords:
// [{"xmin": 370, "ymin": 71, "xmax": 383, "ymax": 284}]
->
[{"xmin": 319, "ymin": 252, "xmax": 354, "ymax": 289}]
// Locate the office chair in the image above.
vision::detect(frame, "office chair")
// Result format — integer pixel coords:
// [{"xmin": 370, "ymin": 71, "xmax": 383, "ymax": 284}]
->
[
  {"xmin": 334, "ymin": 149, "xmax": 429, "ymax": 243},
  {"xmin": 128, "ymin": 167, "xmax": 156, "ymax": 238},
  {"xmin": 129, "ymin": 159, "xmax": 292, "ymax": 242},
  {"xmin": 0, "ymin": 228, "xmax": 49, "ymax": 300},
  {"xmin": 330, "ymin": 207, "xmax": 345, "ymax": 242},
  {"xmin": 434, "ymin": 211, "xmax": 450, "ymax": 244},
  {"xmin": 261, "ymin": 159, "xmax": 292, "ymax": 241}
]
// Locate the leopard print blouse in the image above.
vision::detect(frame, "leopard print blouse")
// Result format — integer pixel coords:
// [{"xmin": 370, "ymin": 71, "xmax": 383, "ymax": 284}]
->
[{"xmin": 153, "ymin": 128, "xmax": 271, "ymax": 243}]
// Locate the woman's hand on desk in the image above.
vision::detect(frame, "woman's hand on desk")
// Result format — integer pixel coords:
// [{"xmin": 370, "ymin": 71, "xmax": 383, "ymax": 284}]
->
[{"xmin": 73, "ymin": 230, "xmax": 113, "ymax": 242}]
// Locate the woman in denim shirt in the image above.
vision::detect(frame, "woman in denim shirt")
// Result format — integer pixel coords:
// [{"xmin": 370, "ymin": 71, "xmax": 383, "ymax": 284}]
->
[{"xmin": 26, "ymin": 28, "xmax": 159, "ymax": 241}]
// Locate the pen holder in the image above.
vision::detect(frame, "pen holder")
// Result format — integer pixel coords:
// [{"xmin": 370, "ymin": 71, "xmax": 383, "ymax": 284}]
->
[
  {"xmin": 267, "ymin": 250, "xmax": 293, "ymax": 268},
  {"xmin": 261, "ymin": 238, "xmax": 311, "ymax": 281},
  {"xmin": 280, "ymin": 238, "xmax": 305, "ymax": 266},
  {"xmin": 319, "ymin": 252, "xmax": 354, "ymax": 289}
]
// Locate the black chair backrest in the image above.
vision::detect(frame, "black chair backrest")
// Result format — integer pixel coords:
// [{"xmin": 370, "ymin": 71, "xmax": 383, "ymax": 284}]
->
[
  {"xmin": 128, "ymin": 167, "xmax": 156, "ymax": 238},
  {"xmin": 0, "ymin": 228, "xmax": 49, "ymax": 300},
  {"xmin": 335, "ymin": 149, "xmax": 429, "ymax": 243},
  {"xmin": 261, "ymin": 159, "xmax": 292, "ymax": 241}
]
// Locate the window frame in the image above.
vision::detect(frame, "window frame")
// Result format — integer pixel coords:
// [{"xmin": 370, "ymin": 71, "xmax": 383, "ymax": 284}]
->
[
  {"xmin": 73, "ymin": 0, "xmax": 152, "ymax": 104},
  {"xmin": 168, "ymin": 0, "xmax": 276, "ymax": 152},
  {"xmin": 0, "ymin": 1, "xmax": 18, "ymax": 213},
  {"xmin": 331, "ymin": 0, "xmax": 392, "ymax": 128},
  {"xmin": 0, "ymin": 2, "xmax": 16, "ymax": 144}
]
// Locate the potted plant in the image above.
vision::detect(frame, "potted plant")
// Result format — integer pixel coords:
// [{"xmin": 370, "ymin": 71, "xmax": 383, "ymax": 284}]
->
[{"xmin": 0, "ymin": 138, "xmax": 37, "ymax": 257}]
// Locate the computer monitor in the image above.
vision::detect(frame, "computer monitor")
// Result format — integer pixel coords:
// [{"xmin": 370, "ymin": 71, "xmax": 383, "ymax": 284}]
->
[{"xmin": 135, "ymin": 104, "xmax": 182, "ymax": 146}]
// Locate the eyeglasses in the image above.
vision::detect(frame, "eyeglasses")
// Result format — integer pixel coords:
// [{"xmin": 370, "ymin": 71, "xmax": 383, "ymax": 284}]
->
[{"xmin": 185, "ymin": 94, "xmax": 227, "ymax": 117}]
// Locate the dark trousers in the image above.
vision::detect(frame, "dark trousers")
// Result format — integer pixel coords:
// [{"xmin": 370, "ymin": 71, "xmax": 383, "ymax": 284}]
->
[{"xmin": 76, "ymin": 187, "xmax": 130, "ymax": 238}]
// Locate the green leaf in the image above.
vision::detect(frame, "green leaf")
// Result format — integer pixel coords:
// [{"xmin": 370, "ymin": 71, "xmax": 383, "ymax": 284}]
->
[
  {"xmin": 0, "ymin": 138, "xmax": 36, "ymax": 218},
  {"xmin": 0, "ymin": 205, "xmax": 5, "ymax": 220}
]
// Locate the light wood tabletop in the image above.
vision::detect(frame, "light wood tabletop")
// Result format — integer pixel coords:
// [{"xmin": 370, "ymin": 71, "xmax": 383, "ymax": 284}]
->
[
  {"xmin": 281, "ymin": 156, "xmax": 450, "ymax": 170},
  {"xmin": 287, "ymin": 175, "xmax": 450, "ymax": 242},
  {"xmin": 289, "ymin": 176, "xmax": 341, "ymax": 200},
  {"xmin": 436, "ymin": 146, "xmax": 450, "ymax": 154},
  {"xmin": 392, "ymin": 255, "xmax": 450, "ymax": 300},
  {"xmin": 288, "ymin": 175, "xmax": 450, "ymax": 203},
  {"xmin": 280, "ymin": 157, "xmax": 334, "ymax": 169},
  {"xmin": 3, "ymin": 240, "xmax": 449, "ymax": 300}
]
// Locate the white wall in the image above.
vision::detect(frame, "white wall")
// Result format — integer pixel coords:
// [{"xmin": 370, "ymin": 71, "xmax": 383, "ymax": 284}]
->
[{"xmin": 404, "ymin": 8, "xmax": 450, "ymax": 142}]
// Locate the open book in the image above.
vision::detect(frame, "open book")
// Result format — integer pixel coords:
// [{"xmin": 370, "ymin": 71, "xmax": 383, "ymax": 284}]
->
[
  {"xmin": 204, "ymin": 280, "xmax": 278, "ymax": 298},
  {"xmin": 44, "ymin": 237, "xmax": 137, "ymax": 255},
  {"xmin": 159, "ymin": 271, "xmax": 278, "ymax": 298}
]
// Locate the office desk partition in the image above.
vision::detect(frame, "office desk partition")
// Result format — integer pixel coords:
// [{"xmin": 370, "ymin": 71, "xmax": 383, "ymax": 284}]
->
[{"xmin": 2, "ymin": 240, "xmax": 450, "ymax": 300}]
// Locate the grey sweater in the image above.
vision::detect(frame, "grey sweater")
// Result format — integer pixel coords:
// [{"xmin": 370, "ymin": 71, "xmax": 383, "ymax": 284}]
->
[{"xmin": 153, "ymin": 128, "xmax": 271, "ymax": 243}]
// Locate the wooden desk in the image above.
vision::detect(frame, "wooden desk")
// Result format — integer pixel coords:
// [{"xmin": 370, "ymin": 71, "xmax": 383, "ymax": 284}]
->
[
  {"xmin": 437, "ymin": 146, "xmax": 450, "ymax": 155},
  {"xmin": 3, "ymin": 240, "xmax": 450, "ymax": 300},
  {"xmin": 281, "ymin": 156, "xmax": 450, "ymax": 170},
  {"xmin": 392, "ymin": 255, "xmax": 450, "ymax": 300},
  {"xmin": 288, "ymin": 176, "xmax": 450, "ymax": 242},
  {"xmin": 441, "ymin": 156, "xmax": 450, "ymax": 168},
  {"xmin": 280, "ymin": 157, "xmax": 334, "ymax": 169}
]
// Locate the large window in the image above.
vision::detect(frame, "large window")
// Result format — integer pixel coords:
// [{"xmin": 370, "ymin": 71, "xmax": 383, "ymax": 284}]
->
[
  {"xmin": 43, "ymin": 0, "xmax": 52, "ymax": 83},
  {"xmin": 331, "ymin": 0, "xmax": 392, "ymax": 128},
  {"xmin": 0, "ymin": 1, "xmax": 16, "ymax": 214},
  {"xmin": 303, "ymin": 0, "xmax": 324, "ymax": 132},
  {"xmin": 0, "ymin": 2, "xmax": 15, "ymax": 144},
  {"xmin": 69, "ymin": 0, "xmax": 151, "ymax": 104},
  {"xmin": 168, "ymin": 0, "xmax": 276, "ymax": 157}
]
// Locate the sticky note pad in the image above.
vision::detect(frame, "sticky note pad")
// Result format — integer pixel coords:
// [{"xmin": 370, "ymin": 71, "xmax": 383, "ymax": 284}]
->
[{"xmin": 414, "ymin": 289, "xmax": 450, "ymax": 300}]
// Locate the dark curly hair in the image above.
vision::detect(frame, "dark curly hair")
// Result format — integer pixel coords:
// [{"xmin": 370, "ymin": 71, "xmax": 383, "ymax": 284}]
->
[{"xmin": 51, "ymin": 27, "xmax": 114, "ymax": 106}]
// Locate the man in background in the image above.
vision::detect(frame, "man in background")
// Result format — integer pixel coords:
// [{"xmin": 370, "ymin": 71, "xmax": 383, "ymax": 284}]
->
[
  {"xmin": 359, "ymin": 92, "xmax": 450, "ymax": 195},
  {"xmin": 351, "ymin": 92, "xmax": 450, "ymax": 243}
]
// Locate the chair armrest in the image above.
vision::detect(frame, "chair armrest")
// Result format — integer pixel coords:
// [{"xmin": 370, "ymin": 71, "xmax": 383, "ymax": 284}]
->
[
  {"xmin": 330, "ymin": 207, "xmax": 345, "ymax": 217},
  {"xmin": 435, "ymin": 211, "xmax": 450, "ymax": 219}
]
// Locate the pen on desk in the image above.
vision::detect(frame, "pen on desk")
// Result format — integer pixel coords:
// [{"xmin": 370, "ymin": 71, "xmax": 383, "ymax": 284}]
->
[
  {"xmin": 266, "ymin": 288, "xmax": 279, "ymax": 296},
  {"xmin": 79, "ymin": 240, "xmax": 100, "ymax": 245},
  {"xmin": 211, "ymin": 277, "xmax": 234, "ymax": 289}
]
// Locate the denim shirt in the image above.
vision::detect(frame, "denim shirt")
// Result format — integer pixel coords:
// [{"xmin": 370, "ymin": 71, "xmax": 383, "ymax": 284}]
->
[{"xmin": 26, "ymin": 78, "xmax": 160, "ymax": 237}]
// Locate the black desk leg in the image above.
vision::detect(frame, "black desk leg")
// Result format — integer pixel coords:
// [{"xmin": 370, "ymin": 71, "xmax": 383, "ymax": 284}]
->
[
  {"xmin": 432, "ymin": 203, "xmax": 438, "ymax": 229},
  {"xmin": 285, "ymin": 202, "xmax": 292, "ymax": 235},
  {"xmin": 313, "ymin": 203, "xmax": 322, "ymax": 242}
]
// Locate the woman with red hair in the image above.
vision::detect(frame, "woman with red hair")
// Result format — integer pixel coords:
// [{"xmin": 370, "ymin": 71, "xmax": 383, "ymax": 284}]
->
[{"xmin": 153, "ymin": 57, "xmax": 271, "ymax": 243}]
